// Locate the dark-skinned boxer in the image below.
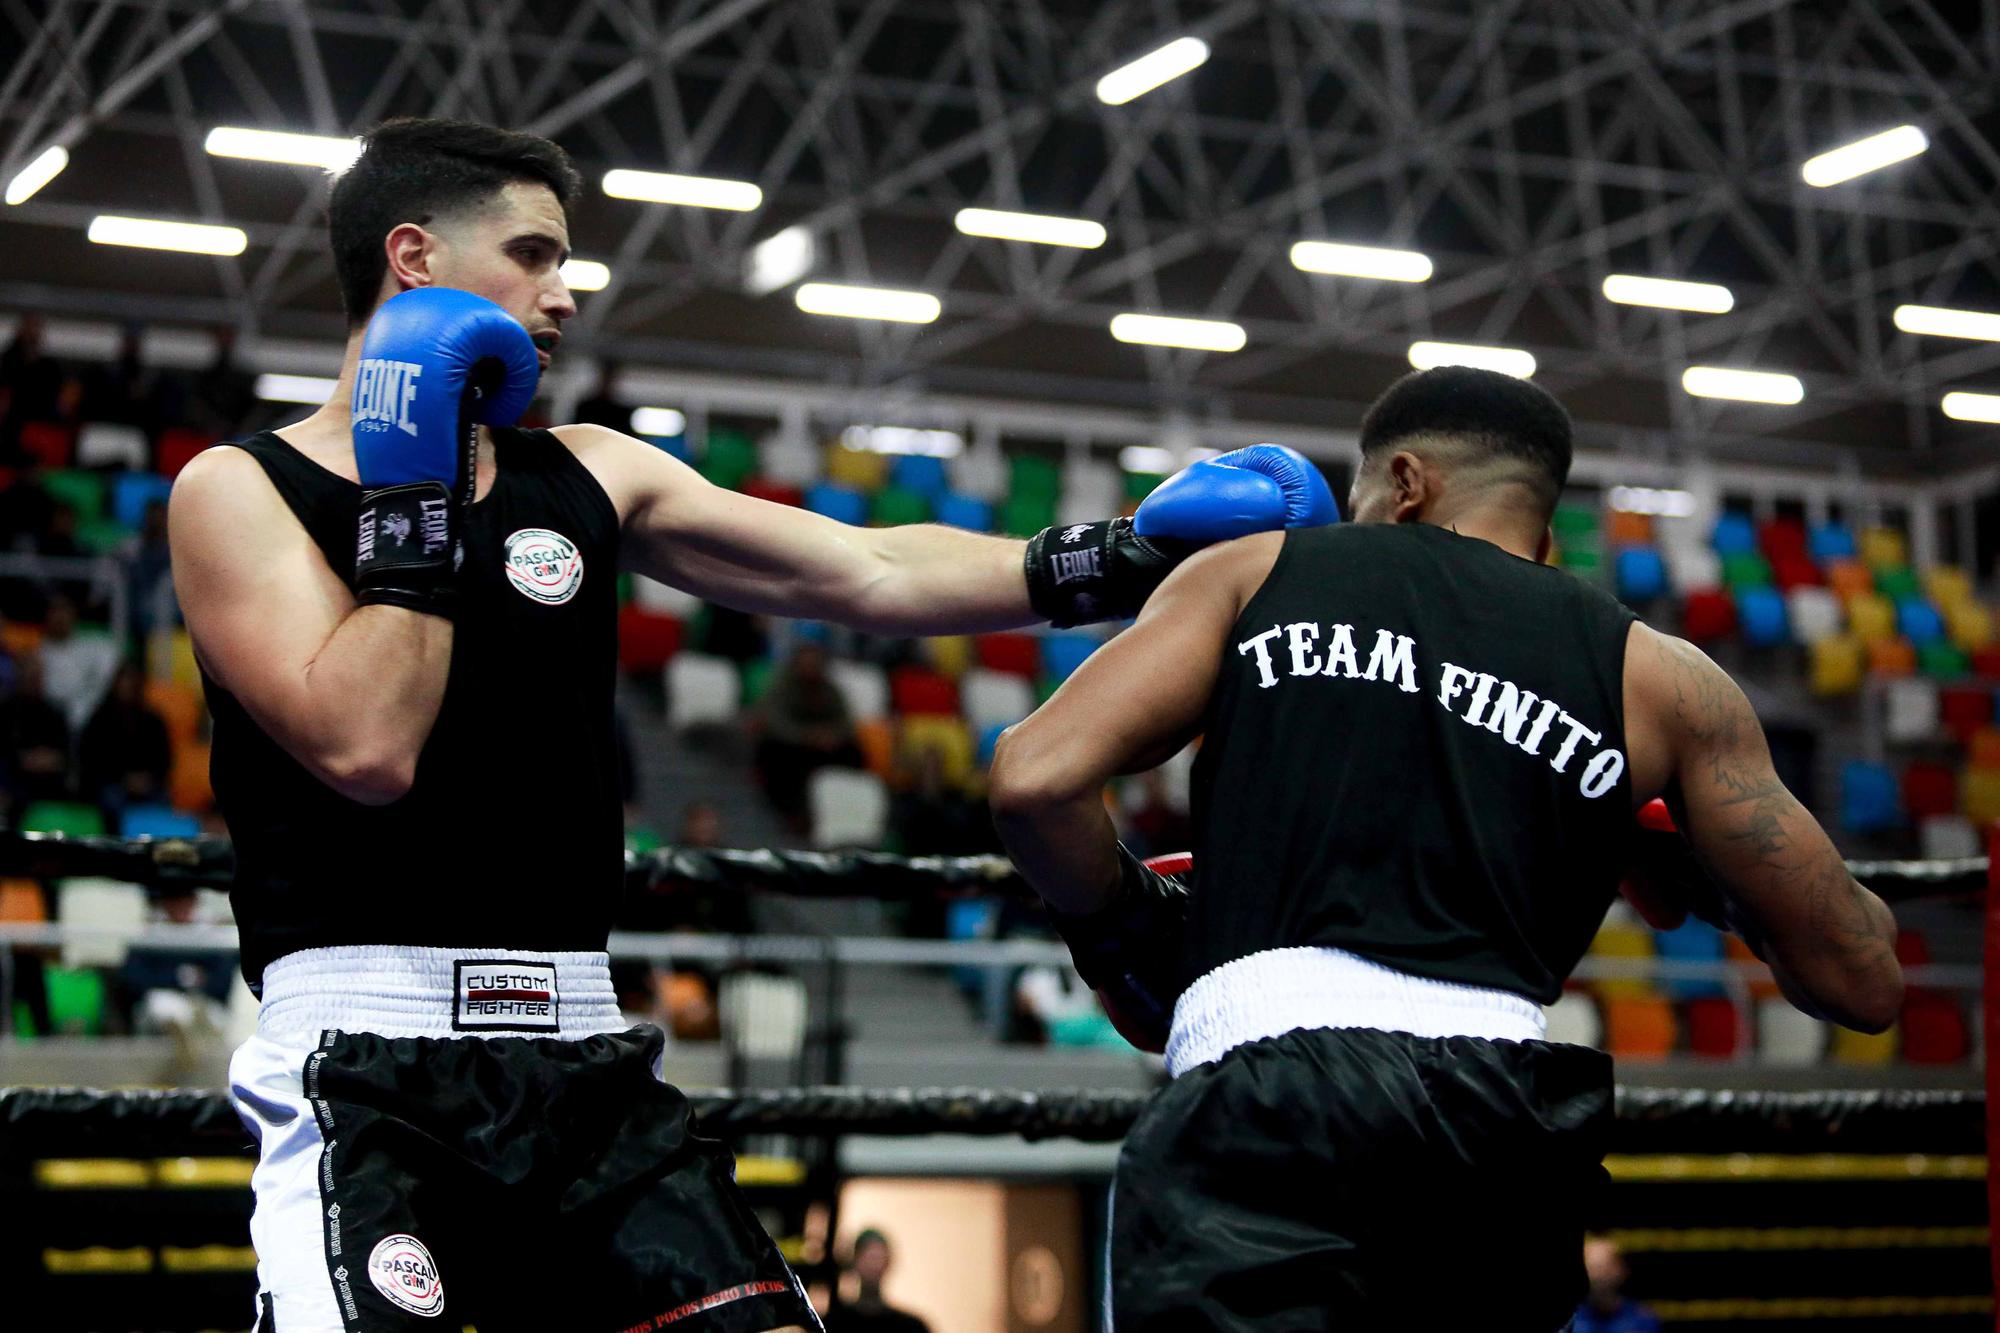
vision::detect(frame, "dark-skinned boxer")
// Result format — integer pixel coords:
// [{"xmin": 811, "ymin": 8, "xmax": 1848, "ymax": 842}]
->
[{"xmin": 991, "ymin": 366, "xmax": 1905, "ymax": 1331}]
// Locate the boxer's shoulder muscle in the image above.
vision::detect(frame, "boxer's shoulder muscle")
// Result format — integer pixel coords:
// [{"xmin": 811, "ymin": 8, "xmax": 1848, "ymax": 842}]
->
[{"xmin": 549, "ymin": 421, "xmax": 694, "ymax": 525}]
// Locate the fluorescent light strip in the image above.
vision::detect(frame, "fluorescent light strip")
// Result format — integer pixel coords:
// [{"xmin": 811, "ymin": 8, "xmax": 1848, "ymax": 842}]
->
[
  {"xmin": 1801, "ymin": 125, "xmax": 1928, "ymax": 187},
  {"xmin": 631, "ymin": 406, "xmax": 687, "ymax": 436},
  {"xmin": 88, "ymin": 214, "xmax": 246, "ymax": 256},
  {"xmin": 1682, "ymin": 366, "xmax": 1804, "ymax": 405},
  {"xmin": 4, "ymin": 145, "xmax": 68, "ymax": 206},
  {"xmin": 1602, "ymin": 274, "xmax": 1734, "ymax": 314},
  {"xmin": 1289, "ymin": 241, "xmax": 1432, "ymax": 283},
  {"xmin": 1942, "ymin": 392, "xmax": 2000, "ymax": 424},
  {"xmin": 204, "ymin": 126, "xmax": 361, "ymax": 170},
  {"xmin": 1110, "ymin": 312, "xmax": 1245, "ymax": 352},
  {"xmin": 255, "ymin": 373, "xmax": 336, "ymax": 405},
  {"xmin": 603, "ymin": 168, "xmax": 762, "ymax": 211},
  {"xmin": 840, "ymin": 425, "xmax": 964, "ymax": 457},
  {"xmin": 746, "ymin": 225, "xmax": 815, "ymax": 295},
  {"xmin": 795, "ymin": 282, "xmax": 942, "ymax": 323},
  {"xmin": 1119, "ymin": 445, "xmax": 1176, "ymax": 474},
  {"xmin": 1096, "ymin": 36, "xmax": 1210, "ymax": 105},
  {"xmin": 1893, "ymin": 304, "xmax": 2000, "ymax": 342},
  {"xmin": 559, "ymin": 258, "xmax": 610, "ymax": 291},
  {"xmin": 1407, "ymin": 341, "xmax": 1536, "ymax": 378},
  {"xmin": 1607, "ymin": 486, "xmax": 1697, "ymax": 518},
  {"xmin": 954, "ymin": 207, "xmax": 1106, "ymax": 249}
]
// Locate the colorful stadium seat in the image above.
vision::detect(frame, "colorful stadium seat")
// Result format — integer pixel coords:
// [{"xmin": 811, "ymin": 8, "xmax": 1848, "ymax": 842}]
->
[
  {"xmin": 1710, "ymin": 512, "xmax": 1756, "ymax": 556},
  {"xmin": 1895, "ymin": 597, "xmax": 1945, "ymax": 645},
  {"xmin": 853, "ymin": 718, "xmax": 896, "ymax": 779},
  {"xmin": 1924, "ymin": 566, "xmax": 1974, "ymax": 609},
  {"xmin": 1825, "ymin": 559, "xmax": 1876, "ymax": 602},
  {"xmin": 76, "ymin": 421, "xmax": 148, "ymax": 469},
  {"xmin": 1756, "ymin": 517, "xmax": 1808, "ymax": 564},
  {"xmin": 1838, "ymin": 761, "xmax": 1900, "ymax": 832},
  {"xmin": 805, "ymin": 483, "xmax": 868, "ymax": 525},
  {"xmin": 1918, "ymin": 641, "xmax": 1969, "ymax": 680},
  {"xmin": 1900, "ymin": 992, "xmax": 1969, "ymax": 1065},
  {"xmin": 110, "ymin": 471, "xmax": 173, "ymax": 529},
  {"xmin": 808, "ymin": 768, "xmax": 889, "ymax": 848},
  {"xmin": 699, "ymin": 429, "xmax": 760, "ymax": 490},
  {"xmin": 1807, "ymin": 635, "xmax": 1864, "ymax": 695},
  {"xmin": 1960, "ymin": 766, "xmax": 2000, "ymax": 827},
  {"xmin": 1918, "ymin": 813, "xmax": 1980, "ymax": 859},
  {"xmin": 889, "ymin": 665, "xmax": 959, "ymax": 716},
  {"xmin": 616, "ymin": 606, "xmax": 683, "ymax": 673},
  {"xmin": 1901, "ymin": 761, "xmax": 1959, "ymax": 820},
  {"xmin": 1602, "ymin": 994, "xmax": 1676, "ymax": 1059},
  {"xmin": 890, "ymin": 454, "xmax": 950, "ymax": 499},
  {"xmin": 1972, "ymin": 727, "xmax": 2000, "ymax": 768},
  {"xmin": 42, "ymin": 468, "xmax": 105, "ymax": 521},
  {"xmin": 18, "ymin": 421, "xmax": 73, "ymax": 469},
  {"xmin": 1807, "ymin": 520, "xmax": 1857, "ymax": 562},
  {"xmin": 20, "ymin": 801, "xmax": 105, "ymax": 836},
  {"xmin": 121, "ymin": 805, "xmax": 201, "ymax": 839},
  {"xmin": 828, "ymin": 659, "xmax": 890, "ymax": 723},
  {"xmin": 1679, "ymin": 589, "xmax": 1736, "ymax": 642},
  {"xmin": 1938, "ymin": 685, "xmax": 1993, "ymax": 742},
  {"xmin": 144, "ymin": 680, "xmax": 202, "ymax": 747},
  {"xmin": 1828, "ymin": 1023, "xmax": 1897, "ymax": 1066},
  {"xmin": 1866, "ymin": 636, "xmax": 1915, "ymax": 678},
  {"xmin": 1653, "ymin": 917, "xmax": 1725, "ymax": 1000},
  {"xmin": 741, "ymin": 478, "xmax": 804, "ymax": 508},
  {"xmin": 922, "ymin": 635, "xmax": 973, "ymax": 679},
  {"xmin": 899, "ymin": 715, "xmax": 976, "ymax": 787},
  {"xmin": 998, "ymin": 492, "xmax": 1057, "ymax": 538},
  {"xmin": 1858, "ymin": 527, "xmax": 1908, "ymax": 569},
  {"xmin": 1613, "ymin": 547, "xmax": 1668, "ymax": 602},
  {"xmin": 871, "ymin": 486, "xmax": 930, "ymax": 527},
  {"xmin": 1756, "ymin": 997, "xmax": 1824, "ymax": 1065},
  {"xmin": 1684, "ymin": 997, "xmax": 1740, "ymax": 1059},
  {"xmin": 1603, "ymin": 510, "xmax": 1652, "ymax": 546},
  {"xmin": 1785, "ymin": 587, "xmax": 1844, "ymax": 644},
  {"xmin": 1735, "ymin": 586, "xmax": 1789, "ymax": 646},
  {"xmin": 1883, "ymin": 678, "xmax": 1938, "ymax": 742},
  {"xmin": 1039, "ymin": 633, "xmax": 1098, "ymax": 682},
  {"xmin": 935, "ymin": 493, "xmax": 992, "ymax": 532},
  {"xmin": 962, "ymin": 668, "xmax": 1036, "ymax": 731},
  {"xmin": 976, "ymin": 632, "xmax": 1040, "ymax": 678},
  {"xmin": 1875, "ymin": 565, "xmax": 1922, "ymax": 601},
  {"xmin": 1770, "ymin": 552, "xmax": 1821, "ymax": 591},
  {"xmin": 1975, "ymin": 646, "xmax": 2000, "ymax": 681},
  {"xmin": 1947, "ymin": 602, "xmax": 1993, "ymax": 653}
]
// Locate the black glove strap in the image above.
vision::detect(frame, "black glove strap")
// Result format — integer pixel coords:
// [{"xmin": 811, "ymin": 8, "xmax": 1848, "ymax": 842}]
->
[
  {"xmin": 1024, "ymin": 517, "xmax": 1190, "ymax": 627},
  {"xmin": 355, "ymin": 481, "xmax": 457, "ymax": 620},
  {"xmin": 1050, "ymin": 845, "xmax": 1191, "ymax": 1016}
]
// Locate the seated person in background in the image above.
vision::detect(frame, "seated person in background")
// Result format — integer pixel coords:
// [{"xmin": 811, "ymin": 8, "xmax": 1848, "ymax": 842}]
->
[
  {"xmin": 0, "ymin": 651, "xmax": 72, "ymax": 809},
  {"xmin": 117, "ymin": 887, "xmax": 236, "ymax": 1036},
  {"xmin": 826, "ymin": 1229, "xmax": 930, "ymax": 1333},
  {"xmin": 751, "ymin": 642, "xmax": 863, "ymax": 831},
  {"xmin": 80, "ymin": 660, "xmax": 172, "ymax": 821},
  {"xmin": 1122, "ymin": 766, "xmax": 1193, "ymax": 861},
  {"xmin": 612, "ymin": 800, "xmax": 745, "ymax": 1040},
  {"xmin": 37, "ymin": 595, "xmax": 119, "ymax": 732},
  {"xmin": 1573, "ymin": 1234, "xmax": 1661, "ymax": 1333}
]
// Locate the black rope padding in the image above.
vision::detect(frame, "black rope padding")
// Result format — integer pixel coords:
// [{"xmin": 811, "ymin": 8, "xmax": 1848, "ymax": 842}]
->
[
  {"xmin": 0, "ymin": 828, "xmax": 1981, "ymax": 904},
  {"xmin": 0, "ymin": 1085, "xmax": 1982, "ymax": 1157}
]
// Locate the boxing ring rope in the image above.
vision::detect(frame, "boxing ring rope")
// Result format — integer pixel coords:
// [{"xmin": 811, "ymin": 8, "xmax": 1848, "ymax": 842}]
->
[{"xmin": 0, "ymin": 824, "xmax": 1995, "ymax": 1306}]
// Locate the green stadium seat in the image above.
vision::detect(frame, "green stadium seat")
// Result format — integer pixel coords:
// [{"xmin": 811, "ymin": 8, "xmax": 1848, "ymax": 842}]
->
[
  {"xmin": 998, "ymin": 493, "xmax": 1057, "ymax": 538},
  {"xmin": 41, "ymin": 468, "xmax": 106, "ymax": 521},
  {"xmin": 43, "ymin": 965, "xmax": 106, "ymax": 1036},
  {"xmin": 870, "ymin": 487, "xmax": 931, "ymax": 527},
  {"xmin": 19, "ymin": 802, "xmax": 106, "ymax": 837},
  {"xmin": 1007, "ymin": 454, "xmax": 1062, "ymax": 503}
]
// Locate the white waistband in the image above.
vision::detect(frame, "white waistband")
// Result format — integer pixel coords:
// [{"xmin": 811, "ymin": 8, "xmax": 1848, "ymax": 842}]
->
[
  {"xmin": 257, "ymin": 944, "xmax": 625, "ymax": 1043},
  {"xmin": 1164, "ymin": 946, "xmax": 1548, "ymax": 1078}
]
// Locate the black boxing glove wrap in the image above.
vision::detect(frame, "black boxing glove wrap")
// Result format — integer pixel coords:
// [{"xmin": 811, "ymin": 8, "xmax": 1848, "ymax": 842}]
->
[
  {"xmin": 1047, "ymin": 844, "xmax": 1191, "ymax": 1040},
  {"xmin": 1024, "ymin": 517, "xmax": 1194, "ymax": 628},
  {"xmin": 354, "ymin": 480, "xmax": 458, "ymax": 619}
]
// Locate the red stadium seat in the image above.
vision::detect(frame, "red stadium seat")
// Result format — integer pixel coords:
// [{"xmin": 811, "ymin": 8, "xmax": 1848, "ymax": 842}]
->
[
  {"xmin": 156, "ymin": 427, "xmax": 217, "ymax": 479},
  {"xmin": 975, "ymin": 632, "xmax": 1040, "ymax": 679},
  {"xmin": 1770, "ymin": 553, "xmax": 1822, "ymax": 591},
  {"xmin": 1901, "ymin": 992, "xmax": 1968, "ymax": 1065},
  {"xmin": 616, "ymin": 607, "xmax": 683, "ymax": 673},
  {"xmin": 1901, "ymin": 762, "xmax": 1959, "ymax": 820},
  {"xmin": 1939, "ymin": 685, "xmax": 1995, "ymax": 743},
  {"xmin": 18, "ymin": 421, "xmax": 72, "ymax": 469},
  {"xmin": 1757, "ymin": 517, "xmax": 1809, "ymax": 564},
  {"xmin": 1680, "ymin": 590, "xmax": 1736, "ymax": 643},
  {"xmin": 742, "ymin": 477, "xmax": 804, "ymax": 508},
  {"xmin": 1684, "ymin": 996, "xmax": 1739, "ymax": 1058},
  {"xmin": 1975, "ymin": 646, "xmax": 2000, "ymax": 682},
  {"xmin": 889, "ymin": 664, "xmax": 959, "ymax": 716}
]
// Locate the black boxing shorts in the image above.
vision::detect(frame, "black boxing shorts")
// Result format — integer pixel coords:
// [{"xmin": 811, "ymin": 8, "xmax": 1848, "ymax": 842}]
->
[
  {"xmin": 228, "ymin": 945, "xmax": 817, "ymax": 1333},
  {"xmin": 1109, "ymin": 946, "xmax": 1613, "ymax": 1330}
]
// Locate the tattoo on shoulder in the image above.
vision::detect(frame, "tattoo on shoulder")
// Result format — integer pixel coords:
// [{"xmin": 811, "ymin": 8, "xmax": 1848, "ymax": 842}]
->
[{"xmin": 1660, "ymin": 637, "xmax": 1780, "ymax": 802}]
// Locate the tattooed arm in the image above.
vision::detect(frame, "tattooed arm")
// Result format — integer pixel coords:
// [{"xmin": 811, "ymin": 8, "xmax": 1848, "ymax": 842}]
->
[{"xmin": 1624, "ymin": 624, "xmax": 1903, "ymax": 1033}]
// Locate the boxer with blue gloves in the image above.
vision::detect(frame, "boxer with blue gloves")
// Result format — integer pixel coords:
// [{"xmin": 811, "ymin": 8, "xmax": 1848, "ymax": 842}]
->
[{"xmin": 170, "ymin": 114, "xmax": 1350, "ymax": 1333}]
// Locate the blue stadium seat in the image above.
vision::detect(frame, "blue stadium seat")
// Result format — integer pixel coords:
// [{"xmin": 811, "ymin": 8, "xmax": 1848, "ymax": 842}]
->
[
  {"xmin": 1711, "ymin": 512, "xmax": 1757, "ymax": 556},
  {"xmin": 1896, "ymin": 597, "xmax": 1946, "ymax": 645},
  {"xmin": 935, "ymin": 493, "xmax": 993, "ymax": 532},
  {"xmin": 1653, "ymin": 917, "xmax": 1726, "ymax": 1000},
  {"xmin": 1613, "ymin": 547, "xmax": 1668, "ymax": 602},
  {"xmin": 1839, "ymin": 760, "xmax": 1901, "ymax": 834},
  {"xmin": 805, "ymin": 483, "xmax": 868, "ymax": 526},
  {"xmin": 1736, "ymin": 586, "xmax": 1790, "ymax": 646},
  {"xmin": 110, "ymin": 472, "xmax": 173, "ymax": 530},
  {"xmin": 975, "ymin": 721, "xmax": 1008, "ymax": 768},
  {"xmin": 890, "ymin": 454, "xmax": 950, "ymax": 499},
  {"xmin": 121, "ymin": 805, "xmax": 201, "ymax": 839},
  {"xmin": 1808, "ymin": 521, "xmax": 1858, "ymax": 562},
  {"xmin": 1039, "ymin": 633, "xmax": 1097, "ymax": 682}
]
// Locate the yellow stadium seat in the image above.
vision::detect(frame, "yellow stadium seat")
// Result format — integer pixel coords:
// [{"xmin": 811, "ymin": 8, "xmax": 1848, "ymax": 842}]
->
[
  {"xmin": 1859, "ymin": 526, "xmax": 1908, "ymax": 570},
  {"xmin": 1807, "ymin": 635, "xmax": 1865, "ymax": 696},
  {"xmin": 1829, "ymin": 1022, "xmax": 1897, "ymax": 1066},
  {"xmin": 1947, "ymin": 602, "xmax": 1994, "ymax": 653},
  {"xmin": 1825, "ymin": 560, "xmax": 1875, "ymax": 602},
  {"xmin": 853, "ymin": 718, "xmax": 895, "ymax": 780},
  {"xmin": 898, "ymin": 715, "xmax": 975, "ymax": 788},
  {"xmin": 1961, "ymin": 766, "xmax": 2000, "ymax": 828},
  {"xmin": 823, "ymin": 440, "xmax": 889, "ymax": 492},
  {"xmin": 1724, "ymin": 934, "xmax": 1781, "ymax": 1000},
  {"xmin": 1586, "ymin": 921, "xmax": 1657, "ymax": 1000},
  {"xmin": 148, "ymin": 628, "xmax": 202, "ymax": 690},
  {"xmin": 1845, "ymin": 592, "xmax": 1895, "ymax": 643},
  {"xmin": 1604, "ymin": 510, "xmax": 1653, "ymax": 545},
  {"xmin": 170, "ymin": 740, "xmax": 213, "ymax": 814},
  {"xmin": 1925, "ymin": 565, "xmax": 1974, "ymax": 609},
  {"xmin": 922, "ymin": 635, "xmax": 973, "ymax": 679},
  {"xmin": 144, "ymin": 680, "xmax": 203, "ymax": 748},
  {"xmin": 1866, "ymin": 636, "xmax": 1915, "ymax": 678}
]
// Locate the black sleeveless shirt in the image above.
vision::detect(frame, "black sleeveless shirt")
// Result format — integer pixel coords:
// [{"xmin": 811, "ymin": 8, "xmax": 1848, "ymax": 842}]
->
[
  {"xmin": 1186, "ymin": 522, "xmax": 1637, "ymax": 1004},
  {"xmin": 205, "ymin": 429, "xmax": 625, "ymax": 987}
]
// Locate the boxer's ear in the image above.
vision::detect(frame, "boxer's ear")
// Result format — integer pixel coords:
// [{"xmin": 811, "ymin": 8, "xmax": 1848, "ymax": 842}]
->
[
  {"xmin": 382, "ymin": 221, "xmax": 437, "ymax": 297},
  {"xmin": 1388, "ymin": 451, "xmax": 1429, "ymax": 524}
]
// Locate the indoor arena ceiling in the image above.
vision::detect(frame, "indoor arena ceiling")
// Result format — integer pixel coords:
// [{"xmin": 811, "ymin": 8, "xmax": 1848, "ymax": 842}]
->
[{"xmin": 4, "ymin": 0, "xmax": 2000, "ymax": 472}]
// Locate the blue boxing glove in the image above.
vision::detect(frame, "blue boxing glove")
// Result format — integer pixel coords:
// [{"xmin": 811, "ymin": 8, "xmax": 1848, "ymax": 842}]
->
[
  {"xmin": 350, "ymin": 287, "xmax": 539, "ymax": 618},
  {"xmin": 1024, "ymin": 444, "xmax": 1337, "ymax": 627}
]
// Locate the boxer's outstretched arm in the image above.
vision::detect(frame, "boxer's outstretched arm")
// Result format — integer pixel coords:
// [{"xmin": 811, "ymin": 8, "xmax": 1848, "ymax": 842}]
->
[
  {"xmin": 990, "ymin": 535, "xmax": 1280, "ymax": 913},
  {"xmin": 559, "ymin": 425, "xmax": 1036, "ymax": 634},
  {"xmin": 171, "ymin": 446, "xmax": 452, "ymax": 805},
  {"xmin": 1627, "ymin": 625, "xmax": 1903, "ymax": 1032}
]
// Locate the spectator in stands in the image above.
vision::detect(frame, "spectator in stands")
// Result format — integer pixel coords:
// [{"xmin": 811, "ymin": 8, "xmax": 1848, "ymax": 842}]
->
[
  {"xmin": 186, "ymin": 325, "xmax": 255, "ymax": 436},
  {"xmin": 80, "ymin": 660, "xmax": 172, "ymax": 822},
  {"xmin": 612, "ymin": 800, "xmax": 742, "ymax": 1040},
  {"xmin": 826, "ymin": 1229, "xmax": 930, "ymax": 1333},
  {"xmin": 0, "ymin": 312, "xmax": 65, "ymax": 453},
  {"xmin": 575, "ymin": 361, "xmax": 628, "ymax": 430},
  {"xmin": 37, "ymin": 595, "xmax": 119, "ymax": 732},
  {"xmin": 1123, "ymin": 767, "xmax": 1193, "ymax": 860},
  {"xmin": 124, "ymin": 499, "xmax": 176, "ymax": 644},
  {"xmin": 891, "ymin": 745, "xmax": 996, "ymax": 857},
  {"xmin": 751, "ymin": 643, "xmax": 863, "ymax": 831},
  {"xmin": 0, "ymin": 651, "xmax": 72, "ymax": 807},
  {"xmin": 80, "ymin": 322, "xmax": 158, "ymax": 434},
  {"xmin": 1573, "ymin": 1234, "xmax": 1660, "ymax": 1333},
  {"xmin": 117, "ymin": 887, "xmax": 235, "ymax": 1036}
]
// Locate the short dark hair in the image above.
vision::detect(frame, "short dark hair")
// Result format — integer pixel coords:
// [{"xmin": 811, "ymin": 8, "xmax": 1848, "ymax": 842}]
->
[
  {"xmin": 1358, "ymin": 366, "xmax": 1573, "ymax": 516},
  {"xmin": 327, "ymin": 118, "xmax": 583, "ymax": 326}
]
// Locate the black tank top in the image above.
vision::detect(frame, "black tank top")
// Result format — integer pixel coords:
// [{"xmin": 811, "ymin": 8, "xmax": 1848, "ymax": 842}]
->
[
  {"xmin": 1186, "ymin": 522, "xmax": 1637, "ymax": 1003},
  {"xmin": 205, "ymin": 429, "xmax": 625, "ymax": 987}
]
